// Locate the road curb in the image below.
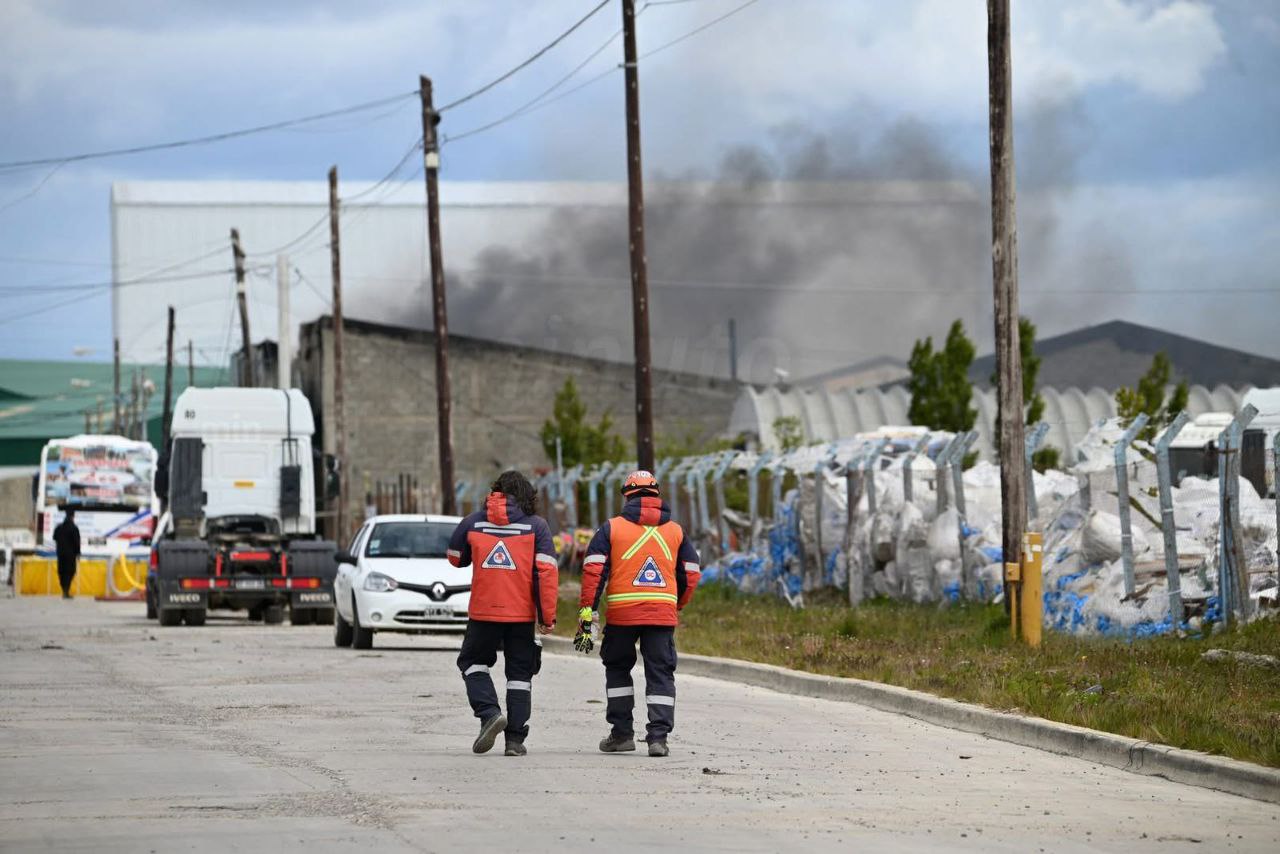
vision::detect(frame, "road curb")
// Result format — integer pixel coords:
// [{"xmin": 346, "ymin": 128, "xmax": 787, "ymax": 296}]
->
[{"xmin": 544, "ymin": 635, "xmax": 1280, "ymax": 805}]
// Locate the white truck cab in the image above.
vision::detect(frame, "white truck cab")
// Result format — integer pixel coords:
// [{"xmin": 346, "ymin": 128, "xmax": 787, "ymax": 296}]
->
[{"xmin": 150, "ymin": 387, "xmax": 337, "ymax": 627}]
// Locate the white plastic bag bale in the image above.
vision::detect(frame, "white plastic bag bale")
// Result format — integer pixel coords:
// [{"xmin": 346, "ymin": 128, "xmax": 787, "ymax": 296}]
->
[
  {"xmin": 974, "ymin": 562, "xmax": 1004, "ymax": 603},
  {"xmin": 929, "ymin": 507, "xmax": 961, "ymax": 562},
  {"xmin": 895, "ymin": 501, "xmax": 934, "ymax": 603},
  {"xmin": 1080, "ymin": 510, "xmax": 1149, "ymax": 564},
  {"xmin": 1082, "ymin": 558, "xmax": 1173, "ymax": 632},
  {"xmin": 870, "ymin": 511, "xmax": 897, "ymax": 565},
  {"xmin": 934, "ymin": 558, "xmax": 961, "ymax": 601}
]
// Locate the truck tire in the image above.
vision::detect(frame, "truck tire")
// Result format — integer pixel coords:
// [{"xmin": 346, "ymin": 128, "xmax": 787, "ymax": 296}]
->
[
  {"xmin": 290, "ymin": 606, "xmax": 314, "ymax": 626},
  {"xmin": 185, "ymin": 608, "xmax": 207, "ymax": 627},
  {"xmin": 334, "ymin": 609, "xmax": 353, "ymax": 647},
  {"xmin": 159, "ymin": 608, "xmax": 182, "ymax": 627},
  {"xmin": 351, "ymin": 594, "xmax": 374, "ymax": 649},
  {"xmin": 248, "ymin": 605, "xmax": 264, "ymax": 622},
  {"xmin": 313, "ymin": 607, "xmax": 334, "ymax": 625},
  {"xmin": 263, "ymin": 604, "xmax": 285, "ymax": 625},
  {"xmin": 145, "ymin": 583, "xmax": 157, "ymax": 619}
]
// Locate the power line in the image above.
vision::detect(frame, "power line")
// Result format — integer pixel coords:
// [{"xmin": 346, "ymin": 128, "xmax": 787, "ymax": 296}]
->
[
  {"xmin": 0, "ymin": 254, "xmax": 111, "ymax": 268},
  {"xmin": 0, "ymin": 162, "xmax": 68, "ymax": 215},
  {"xmin": 351, "ymin": 269, "xmax": 1280, "ymax": 297},
  {"xmin": 443, "ymin": 0, "xmax": 762, "ymax": 145},
  {"xmin": 0, "ymin": 91, "xmax": 418, "ymax": 173},
  {"xmin": 0, "ymin": 267, "xmax": 235, "ymax": 297},
  {"xmin": 436, "ymin": 0, "xmax": 613, "ymax": 113},
  {"xmin": 445, "ymin": 23, "xmax": 629, "ymax": 145},
  {"xmin": 639, "ymin": 0, "xmax": 760, "ymax": 59},
  {"xmin": 244, "ymin": 136, "xmax": 423, "ymax": 260}
]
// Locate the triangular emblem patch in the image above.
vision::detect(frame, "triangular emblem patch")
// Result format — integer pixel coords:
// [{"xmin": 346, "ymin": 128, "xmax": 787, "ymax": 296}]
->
[
  {"xmin": 481, "ymin": 540, "xmax": 517, "ymax": 570},
  {"xmin": 632, "ymin": 555, "xmax": 667, "ymax": 588}
]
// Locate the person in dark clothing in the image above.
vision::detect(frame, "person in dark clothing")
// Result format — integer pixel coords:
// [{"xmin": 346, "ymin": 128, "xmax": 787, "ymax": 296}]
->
[
  {"xmin": 52, "ymin": 509, "xmax": 81, "ymax": 599},
  {"xmin": 447, "ymin": 470, "xmax": 559, "ymax": 756}
]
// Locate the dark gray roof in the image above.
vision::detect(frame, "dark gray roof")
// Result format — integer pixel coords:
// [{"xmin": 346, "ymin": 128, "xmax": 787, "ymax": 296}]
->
[{"xmin": 969, "ymin": 320, "xmax": 1280, "ymax": 390}]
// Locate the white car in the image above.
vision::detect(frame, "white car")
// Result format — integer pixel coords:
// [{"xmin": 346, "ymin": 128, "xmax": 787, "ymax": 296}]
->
[{"xmin": 333, "ymin": 514, "xmax": 468, "ymax": 649}]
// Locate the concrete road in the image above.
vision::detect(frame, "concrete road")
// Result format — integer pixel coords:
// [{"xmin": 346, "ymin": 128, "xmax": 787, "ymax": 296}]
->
[{"xmin": 1, "ymin": 596, "xmax": 1276, "ymax": 853}]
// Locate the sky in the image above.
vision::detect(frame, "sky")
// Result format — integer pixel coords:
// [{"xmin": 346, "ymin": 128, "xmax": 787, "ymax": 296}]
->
[{"xmin": 0, "ymin": 0, "xmax": 1277, "ymax": 378}]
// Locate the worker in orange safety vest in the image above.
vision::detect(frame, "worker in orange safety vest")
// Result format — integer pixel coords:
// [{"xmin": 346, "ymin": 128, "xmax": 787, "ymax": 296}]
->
[{"xmin": 575, "ymin": 470, "xmax": 700, "ymax": 757}]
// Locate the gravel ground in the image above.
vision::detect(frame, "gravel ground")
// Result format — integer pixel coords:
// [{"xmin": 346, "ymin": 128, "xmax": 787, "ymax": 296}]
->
[{"xmin": 1, "ymin": 595, "xmax": 1277, "ymax": 853}]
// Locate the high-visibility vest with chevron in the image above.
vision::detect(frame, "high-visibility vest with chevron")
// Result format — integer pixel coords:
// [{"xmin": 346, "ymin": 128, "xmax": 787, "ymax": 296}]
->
[{"xmin": 605, "ymin": 517, "xmax": 683, "ymax": 616}]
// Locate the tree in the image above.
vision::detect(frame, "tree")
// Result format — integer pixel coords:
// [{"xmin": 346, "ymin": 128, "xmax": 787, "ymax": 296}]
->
[
  {"xmin": 1115, "ymin": 352, "xmax": 1189, "ymax": 442},
  {"xmin": 908, "ymin": 320, "xmax": 977, "ymax": 433},
  {"xmin": 991, "ymin": 316, "xmax": 1058, "ymax": 469},
  {"xmin": 541, "ymin": 378, "xmax": 626, "ymax": 469},
  {"xmin": 771, "ymin": 415, "xmax": 804, "ymax": 452}
]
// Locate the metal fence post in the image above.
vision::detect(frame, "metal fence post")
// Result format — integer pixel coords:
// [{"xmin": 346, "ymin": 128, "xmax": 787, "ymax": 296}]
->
[
  {"xmin": 771, "ymin": 458, "xmax": 785, "ymax": 524},
  {"xmin": 862, "ymin": 438, "xmax": 888, "ymax": 516},
  {"xmin": 902, "ymin": 434, "xmax": 930, "ymax": 504},
  {"xmin": 1115, "ymin": 413, "xmax": 1149, "ymax": 598},
  {"xmin": 950, "ymin": 431, "xmax": 977, "ymax": 595},
  {"xmin": 711, "ymin": 451, "xmax": 737, "ymax": 555},
  {"xmin": 586, "ymin": 466, "xmax": 603, "ymax": 528},
  {"xmin": 1218, "ymin": 404, "xmax": 1258, "ymax": 625},
  {"xmin": 1024, "ymin": 422, "xmax": 1049, "ymax": 522},
  {"xmin": 935, "ymin": 434, "xmax": 960, "ymax": 516},
  {"xmin": 696, "ymin": 456, "xmax": 713, "ymax": 535},
  {"xmin": 685, "ymin": 458, "xmax": 704, "ymax": 536},
  {"xmin": 564, "ymin": 464, "xmax": 583, "ymax": 528},
  {"xmin": 1155, "ymin": 411, "xmax": 1190, "ymax": 627},
  {"xmin": 747, "ymin": 451, "xmax": 772, "ymax": 549}
]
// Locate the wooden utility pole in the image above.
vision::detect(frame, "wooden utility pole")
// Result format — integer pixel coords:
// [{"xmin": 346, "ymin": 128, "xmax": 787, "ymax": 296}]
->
[
  {"xmin": 621, "ymin": 0, "xmax": 656, "ymax": 471},
  {"xmin": 112, "ymin": 338, "xmax": 121, "ymax": 434},
  {"xmin": 231, "ymin": 228, "xmax": 252, "ymax": 387},
  {"xmin": 987, "ymin": 0, "xmax": 1027, "ymax": 601},
  {"xmin": 328, "ymin": 166, "xmax": 349, "ymax": 541},
  {"xmin": 419, "ymin": 75, "xmax": 456, "ymax": 515},
  {"xmin": 162, "ymin": 306, "xmax": 175, "ymax": 454}
]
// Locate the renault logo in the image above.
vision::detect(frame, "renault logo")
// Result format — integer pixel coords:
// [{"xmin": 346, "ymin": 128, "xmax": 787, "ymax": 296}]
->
[{"xmin": 431, "ymin": 582, "xmax": 447, "ymax": 600}]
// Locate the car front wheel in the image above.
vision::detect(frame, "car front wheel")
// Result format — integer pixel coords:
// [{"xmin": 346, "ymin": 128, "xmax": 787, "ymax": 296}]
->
[
  {"xmin": 334, "ymin": 606, "xmax": 353, "ymax": 647},
  {"xmin": 351, "ymin": 594, "xmax": 374, "ymax": 650}
]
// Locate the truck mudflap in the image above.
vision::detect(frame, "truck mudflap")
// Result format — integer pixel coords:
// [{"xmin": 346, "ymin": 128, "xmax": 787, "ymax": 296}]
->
[
  {"xmin": 163, "ymin": 589, "xmax": 207, "ymax": 609},
  {"xmin": 285, "ymin": 540, "xmax": 338, "ymax": 610},
  {"xmin": 292, "ymin": 589, "xmax": 334, "ymax": 608}
]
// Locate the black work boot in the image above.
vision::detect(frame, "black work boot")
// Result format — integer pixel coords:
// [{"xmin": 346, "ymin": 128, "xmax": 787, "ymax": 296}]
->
[
  {"xmin": 599, "ymin": 732, "xmax": 636, "ymax": 753},
  {"xmin": 504, "ymin": 737, "xmax": 527, "ymax": 757},
  {"xmin": 473, "ymin": 714, "xmax": 507, "ymax": 754},
  {"xmin": 647, "ymin": 737, "xmax": 669, "ymax": 757}
]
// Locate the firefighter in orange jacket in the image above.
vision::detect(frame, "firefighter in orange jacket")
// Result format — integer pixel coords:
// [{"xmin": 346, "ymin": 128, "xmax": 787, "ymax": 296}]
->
[
  {"xmin": 575, "ymin": 471, "xmax": 701, "ymax": 757},
  {"xmin": 448, "ymin": 470, "xmax": 558, "ymax": 756}
]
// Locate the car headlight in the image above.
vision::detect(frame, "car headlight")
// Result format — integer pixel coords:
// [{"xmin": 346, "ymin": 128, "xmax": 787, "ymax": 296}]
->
[{"xmin": 363, "ymin": 572, "xmax": 398, "ymax": 592}]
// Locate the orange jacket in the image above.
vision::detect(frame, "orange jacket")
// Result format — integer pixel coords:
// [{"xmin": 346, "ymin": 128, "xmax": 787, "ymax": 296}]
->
[
  {"xmin": 579, "ymin": 495, "xmax": 701, "ymax": 627},
  {"xmin": 448, "ymin": 493, "xmax": 558, "ymax": 624}
]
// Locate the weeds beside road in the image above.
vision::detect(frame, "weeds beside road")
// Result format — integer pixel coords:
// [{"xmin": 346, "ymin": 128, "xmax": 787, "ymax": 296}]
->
[{"xmin": 557, "ymin": 584, "xmax": 1280, "ymax": 768}]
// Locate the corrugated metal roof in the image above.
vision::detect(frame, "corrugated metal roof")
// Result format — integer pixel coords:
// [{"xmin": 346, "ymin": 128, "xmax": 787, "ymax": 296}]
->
[{"xmin": 0, "ymin": 358, "xmax": 224, "ymax": 442}]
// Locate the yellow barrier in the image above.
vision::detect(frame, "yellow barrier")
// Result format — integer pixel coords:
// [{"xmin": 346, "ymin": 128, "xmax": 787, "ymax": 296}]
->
[{"xmin": 15, "ymin": 556, "xmax": 148, "ymax": 597}]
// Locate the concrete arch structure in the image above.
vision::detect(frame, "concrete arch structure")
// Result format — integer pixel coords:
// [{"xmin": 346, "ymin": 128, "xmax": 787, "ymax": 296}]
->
[{"xmin": 727, "ymin": 384, "xmax": 1251, "ymax": 460}]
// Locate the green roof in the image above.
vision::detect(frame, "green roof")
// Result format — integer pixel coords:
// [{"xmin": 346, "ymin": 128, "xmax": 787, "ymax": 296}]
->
[{"xmin": 0, "ymin": 359, "xmax": 227, "ymax": 464}]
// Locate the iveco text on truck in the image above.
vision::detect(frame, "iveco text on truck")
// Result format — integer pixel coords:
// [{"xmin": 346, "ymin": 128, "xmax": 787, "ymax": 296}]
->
[{"xmin": 148, "ymin": 388, "xmax": 338, "ymax": 627}]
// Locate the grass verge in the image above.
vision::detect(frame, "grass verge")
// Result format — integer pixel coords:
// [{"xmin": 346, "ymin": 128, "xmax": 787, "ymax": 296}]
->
[{"xmin": 555, "ymin": 583, "xmax": 1280, "ymax": 768}]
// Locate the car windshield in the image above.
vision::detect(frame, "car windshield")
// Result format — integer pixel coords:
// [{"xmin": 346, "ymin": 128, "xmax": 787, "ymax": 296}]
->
[{"xmin": 364, "ymin": 521, "xmax": 454, "ymax": 558}]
